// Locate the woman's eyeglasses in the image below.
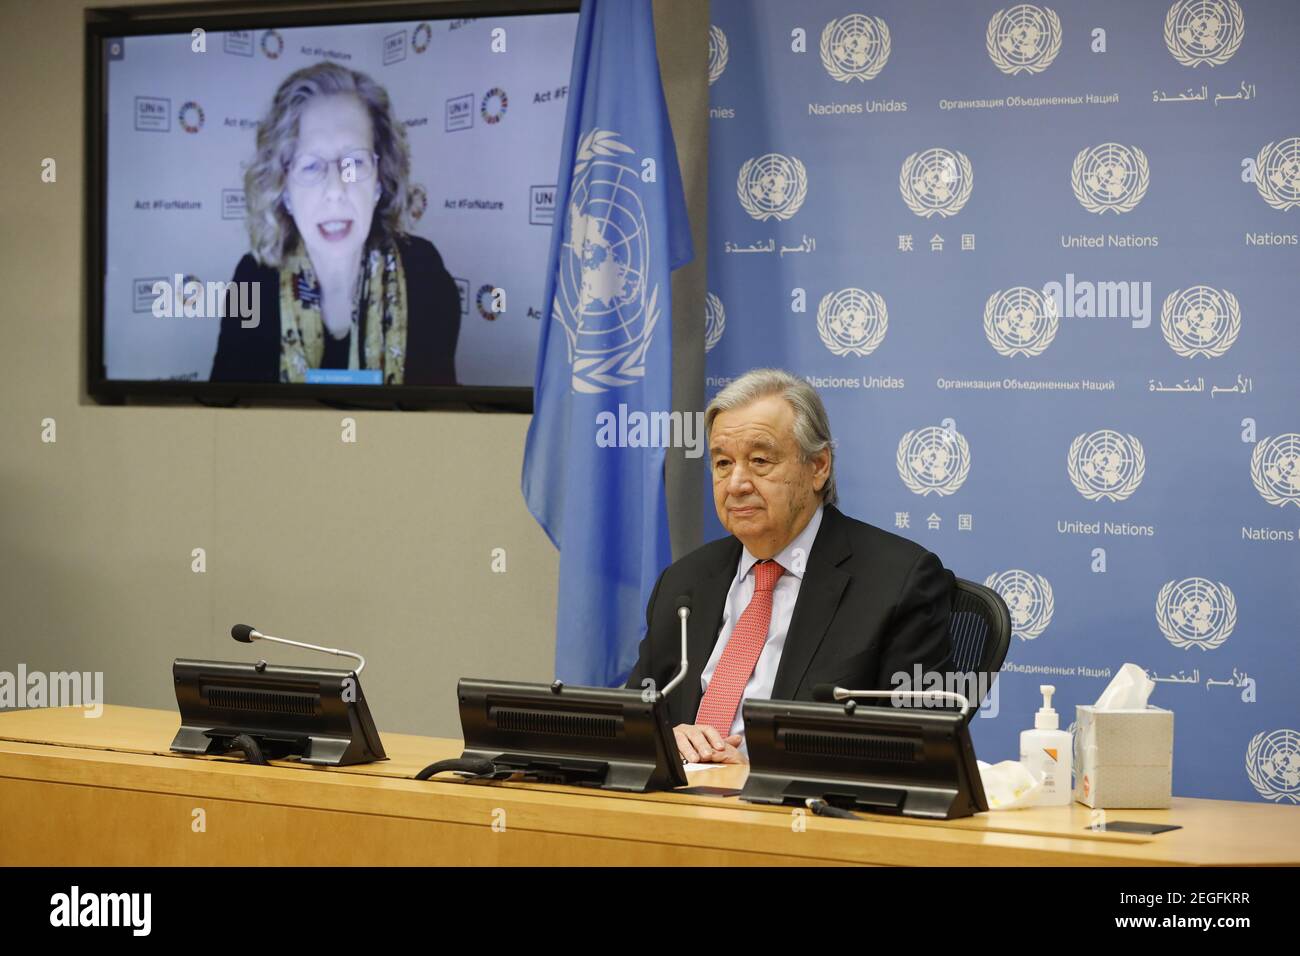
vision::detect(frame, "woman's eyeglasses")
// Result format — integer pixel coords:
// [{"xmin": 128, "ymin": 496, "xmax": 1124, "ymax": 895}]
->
[{"xmin": 287, "ymin": 150, "xmax": 378, "ymax": 187}]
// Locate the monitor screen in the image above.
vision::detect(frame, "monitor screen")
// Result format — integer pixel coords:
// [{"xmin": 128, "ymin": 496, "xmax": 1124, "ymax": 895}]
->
[{"xmin": 88, "ymin": 4, "xmax": 579, "ymax": 408}]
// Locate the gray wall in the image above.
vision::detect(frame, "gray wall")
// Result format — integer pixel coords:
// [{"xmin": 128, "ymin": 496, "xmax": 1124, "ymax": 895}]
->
[{"xmin": 0, "ymin": 0, "xmax": 707, "ymax": 739}]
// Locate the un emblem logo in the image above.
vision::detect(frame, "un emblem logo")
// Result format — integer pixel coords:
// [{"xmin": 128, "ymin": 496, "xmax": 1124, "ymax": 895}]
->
[
  {"xmin": 553, "ymin": 128, "xmax": 657, "ymax": 394},
  {"xmin": 1156, "ymin": 578, "xmax": 1236, "ymax": 650},
  {"xmin": 1072, "ymin": 143, "xmax": 1149, "ymax": 214},
  {"xmin": 897, "ymin": 425, "xmax": 971, "ymax": 496},
  {"xmin": 1250, "ymin": 434, "xmax": 1300, "ymax": 508},
  {"xmin": 1255, "ymin": 138, "xmax": 1300, "ymax": 211},
  {"xmin": 737, "ymin": 153, "xmax": 808, "ymax": 221},
  {"xmin": 900, "ymin": 148, "xmax": 973, "ymax": 218},
  {"xmin": 984, "ymin": 570, "xmax": 1054, "ymax": 641},
  {"xmin": 704, "ymin": 291, "xmax": 725, "ymax": 353},
  {"xmin": 1164, "ymin": 0, "xmax": 1244, "ymax": 68},
  {"xmin": 1246, "ymin": 729, "xmax": 1300, "ymax": 804},
  {"xmin": 817, "ymin": 288, "xmax": 888, "ymax": 357},
  {"xmin": 1160, "ymin": 287, "xmax": 1241, "ymax": 358},
  {"xmin": 708, "ymin": 25, "xmax": 729, "ymax": 86},
  {"xmin": 987, "ymin": 5, "xmax": 1062, "ymax": 75},
  {"xmin": 984, "ymin": 287, "xmax": 1059, "ymax": 357},
  {"xmin": 820, "ymin": 14, "xmax": 891, "ymax": 82},
  {"xmin": 1068, "ymin": 430, "xmax": 1146, "ymax": 501}
]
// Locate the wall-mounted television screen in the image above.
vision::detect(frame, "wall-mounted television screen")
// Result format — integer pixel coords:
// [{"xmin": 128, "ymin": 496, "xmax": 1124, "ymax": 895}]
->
[{"xmin": 86, "ymin": 1, "xmax": 580, "ymax": 410}]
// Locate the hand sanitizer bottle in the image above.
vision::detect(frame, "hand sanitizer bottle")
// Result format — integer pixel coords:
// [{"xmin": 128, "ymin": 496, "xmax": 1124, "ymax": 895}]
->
[{"xmin": 1020, "ymin": 684, "xmax": 1073, "ymax": 805}]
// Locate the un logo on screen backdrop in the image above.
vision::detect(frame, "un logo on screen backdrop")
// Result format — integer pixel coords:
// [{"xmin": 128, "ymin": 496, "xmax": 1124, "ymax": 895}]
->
[
  {"xmin": 1156, "ymin": 578, "xmax": 1236, "ymax": 650},
  {"xmin": 897, "ymin": 425, "xmax": 970, "ymax": 496},
  {"xmin": 1068, "ymin": 430, "xmax": 1145, "ymax": 501},
  {"xmin": 1250, "ymin": 434, "xmax": 1300, "ymax": 507},
  {"xmin": 708, "ymin": 25, "xmax": 728, "ymax": 85},
  {"xmin": 554, "ymin": 129, "xmax": 657, "ymax": 394},
  {"xmin": 985, "ymin": 570, "xmax": 1054, "ymax": 641},
  {"xmin": 820, "ymin": 14, "xmax": 891, "ymax": 82},
  {"xmin": 737, "ymin": 153, "xmax": 808, "ymax": 221},
  {"xmin": 817, "ymin": 288, "xmax": 888, "ymax": 357},
  {"xmin": 900, "ymin": 148, "xmax": 973, "ymax": 218},
  {"xmin": 1071, "ymin": 143, "xmax": 1149, "ymax": 214},
  {"xmin": 1160, "ymin": 287, "xmax": 1240, "ymax": 358},
  {"xmin": 704, "ymin": 291, "xmax": 725, "ymax": 353},
  {"xmin": 984, "ymin": 287, "xmax": 1059, "ymax": 357},
  {"xmin": 1164, "ymin": 0, "xmax": 1245, "ymax": 67},
  {"xmin": 987, "ymin": 5, "xmax": 1062, "ymax": 75},
  {"xmin": 1255, "ymin": 137, "xmax": 1300, "ymax": 211},
  {"xmin": 1246, "ymin": 729, "xmax": 1300, "ymax": 804}
]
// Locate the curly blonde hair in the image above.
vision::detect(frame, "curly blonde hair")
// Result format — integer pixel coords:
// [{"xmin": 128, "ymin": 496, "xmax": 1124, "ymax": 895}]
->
[{"xmin": 244, "ymin": 62, "xmax": 411, "ymax": 267}]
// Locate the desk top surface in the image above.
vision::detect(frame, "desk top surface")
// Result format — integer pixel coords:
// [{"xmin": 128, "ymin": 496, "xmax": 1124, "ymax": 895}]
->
[{"xmin": 2, "ymin": 705, "xmax": 1297, "ymax": 866}]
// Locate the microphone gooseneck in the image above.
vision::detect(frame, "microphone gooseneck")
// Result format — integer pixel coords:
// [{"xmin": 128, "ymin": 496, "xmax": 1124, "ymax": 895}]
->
[
  {"xmin": 658, "ymin": 595, "xmax": 692, "ymax": 699},
  {"xmin": 228, "ymin": 623, "xmax": 367, "ymax": 674}
]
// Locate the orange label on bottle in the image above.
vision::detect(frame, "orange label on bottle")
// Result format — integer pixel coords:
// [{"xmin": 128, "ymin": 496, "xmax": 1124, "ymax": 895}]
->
[{"xmin": 1043, "ymin": 748, "xmax": 1058, "ymax": 762}]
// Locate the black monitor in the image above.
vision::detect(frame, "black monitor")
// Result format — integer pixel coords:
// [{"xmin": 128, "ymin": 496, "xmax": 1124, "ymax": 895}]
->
[
  {"xmin": 86, "ymin": 1, "xmax": 580, "ymax": 410},
  {"xmin": 170, "ymin": 658, "xmax": 386, "ymax": 766},
  {"xmin": 455, "ymin": 678, "xmax": 688, "ymax": 792},
  {"xmin": 739, "ymin": 697, "xmax": 988, "ymax": 819}
]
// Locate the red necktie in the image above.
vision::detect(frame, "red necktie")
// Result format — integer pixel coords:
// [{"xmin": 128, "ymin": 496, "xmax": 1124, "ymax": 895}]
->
[{"xmin": 695, "ymin": 559, "xmax": 785, "ymax": 735}]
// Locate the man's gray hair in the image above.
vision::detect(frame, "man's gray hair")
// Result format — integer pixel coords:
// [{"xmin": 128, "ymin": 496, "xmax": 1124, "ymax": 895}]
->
[{"xmin": 705, "ymin": 368, "xmax": 837, "ymax": 506}]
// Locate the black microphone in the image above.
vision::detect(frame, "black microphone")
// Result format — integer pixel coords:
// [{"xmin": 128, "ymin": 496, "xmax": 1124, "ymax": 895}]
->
[
  {"xmin": 658, "ymin": 595, "xmax": 692, "ymax": 698},
  {"xmin": 231, "ymin": 624, "xmax": 256, "ymax": 644},
  {"xmin": 812, "ymin": 683, "xmax": 839, "ymax": 703}
]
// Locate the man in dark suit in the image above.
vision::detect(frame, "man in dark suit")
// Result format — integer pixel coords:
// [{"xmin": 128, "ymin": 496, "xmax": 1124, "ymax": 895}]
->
[{"xmin": 626, "ymin": 369, "xmax": 954, "ymax": 764}]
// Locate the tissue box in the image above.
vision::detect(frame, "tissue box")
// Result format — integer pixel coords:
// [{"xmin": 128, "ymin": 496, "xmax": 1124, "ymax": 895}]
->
[{"xmin": 1074, "ymin": 704, "xmax": 1173, "ymax": 809}]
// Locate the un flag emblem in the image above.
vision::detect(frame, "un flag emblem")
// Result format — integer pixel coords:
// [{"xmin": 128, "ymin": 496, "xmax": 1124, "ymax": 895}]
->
[
  {"xmin": 554, "ymin": 129, "xmax": 657, "ymax": 394},
  {"xmin": 987, "ymin": 4, "xmax": 1062, "ymax": 75},
  {"xmin": 1071, "ymin": 143, "xmax": 1149, "ymax": 214},
  {"xmin": 708, "ymin": 24, "xmax": 729, "ymax": 86},
  {"xmin": 704, "ymin": 291, "xmax": 726, "ymax": 353},
  {"xmin": 1164, "ymin": 0, "xmax": 1245, "ymax": 68},
  {"xmin": 1246, "ymin": 730, "xmax": 1300, "ymax": 805},
  {"xmin": 1160, "ymin": 287, "xmax": 1240, "ymax": 358},
  {"xmin": 1068, "ymin": 430, "xmax": 1145, "ymax": 501},
  {"xmin": 1250, "ymin": 434, "xmax": 1300, "ymax": 508},
  {"xmin": 737, "ymin": 153, "xmax": 808, "ymax": 221},
  {"xmin": 900, "ymin": 148, "xmax": 973, "ymax": 218},
  {"xmin": 897, "ymin": 425, "xmax": 971, "ymax": 496},
  {"xmin": 1156, "ymin": 578, "xmax": 1236, "ymax": 650},
  {"xmin": 984, "ymin": 287, "xmax": 1059, "ymax": 357},
  {"xmin": 820, "ymin": 14, "xmax": 891, "ymax": 82},
  {"xmin": 817, "ymin": 288, "xmax": 888, "ymax": 357},
  {"xmin": 1255, "ymin": 137, "xmax": 1300, "ymax": 211},
  {"xmin": 985, "ymin": 570, "xmax": 1054, "ymax": 641}
]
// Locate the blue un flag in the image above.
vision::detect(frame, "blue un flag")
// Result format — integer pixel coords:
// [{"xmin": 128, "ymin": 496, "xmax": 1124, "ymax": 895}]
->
[{"xmin": 522, "ymin": 0, "xmax": 694, "ymax": 686}]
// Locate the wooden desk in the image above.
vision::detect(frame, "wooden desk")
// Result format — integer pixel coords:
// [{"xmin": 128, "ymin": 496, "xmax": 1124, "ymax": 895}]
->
[{"xmin": 1, "ymin": 706, "xmax": 1295, "ymax": 865}]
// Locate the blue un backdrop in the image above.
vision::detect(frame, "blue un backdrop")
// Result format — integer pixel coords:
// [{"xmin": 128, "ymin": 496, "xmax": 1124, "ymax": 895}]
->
[{"xmin": 705, "ymin": 0, "xmax": 1300, "ymax": 802}]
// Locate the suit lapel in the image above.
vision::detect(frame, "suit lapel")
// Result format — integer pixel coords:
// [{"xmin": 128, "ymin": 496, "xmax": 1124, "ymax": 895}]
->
[
  {"xmin": 771, "ymin": 505, "xmax": 853, "ymax": 700},
  {"xmin": 674, "ymin": 538, "xmax": 740, "ymax": 725}
]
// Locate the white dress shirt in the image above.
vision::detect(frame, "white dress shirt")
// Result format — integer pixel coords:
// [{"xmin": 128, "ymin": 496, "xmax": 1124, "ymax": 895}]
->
[{"xmin": 700, "ymin": 504, "xmax": 825, "ymax": 747}]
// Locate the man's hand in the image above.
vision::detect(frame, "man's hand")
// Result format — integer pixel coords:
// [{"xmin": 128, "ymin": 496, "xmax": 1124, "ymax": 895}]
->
[{"xmin": 673, "ymin": 723, "xmax": 747, "ymax": 764}]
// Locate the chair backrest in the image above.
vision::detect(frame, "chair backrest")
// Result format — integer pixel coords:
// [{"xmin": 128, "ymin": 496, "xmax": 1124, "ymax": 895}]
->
[{"xmin": 947, "ymin": 577, "xmax": 1012, "ymax": 718}]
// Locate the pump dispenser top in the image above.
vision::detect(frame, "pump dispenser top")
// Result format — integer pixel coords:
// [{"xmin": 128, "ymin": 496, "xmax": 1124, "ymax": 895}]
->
[{"xmin": 1035, "ymin": 684, "xmax": 1059, "ymax": 730}]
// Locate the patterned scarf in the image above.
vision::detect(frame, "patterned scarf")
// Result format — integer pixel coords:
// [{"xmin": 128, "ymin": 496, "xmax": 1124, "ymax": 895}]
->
[{"xmin": 278, "ymin": 241, "xmax": 408, "ymax": 384}]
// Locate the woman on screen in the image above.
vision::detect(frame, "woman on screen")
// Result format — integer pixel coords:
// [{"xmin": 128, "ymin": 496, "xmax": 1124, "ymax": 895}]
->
[{"xmin": 211, "ymin": 62, "xmax": 460, "ymax": 385}]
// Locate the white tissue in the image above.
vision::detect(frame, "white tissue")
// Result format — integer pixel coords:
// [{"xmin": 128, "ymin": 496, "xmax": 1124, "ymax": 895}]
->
[
  {"xmin": 1094, "ymin": 662, "xmax": 1155, "ymax": 710},
  {"xmin": 977, "ymin": 759, "xmax": 1043, "ymax": 810}
]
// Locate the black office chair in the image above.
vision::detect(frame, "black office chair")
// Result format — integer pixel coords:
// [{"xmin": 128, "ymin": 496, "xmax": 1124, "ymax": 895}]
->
[{"xmin": 946, "ymin": 577, "xmax": 1012, "ymax": 719}]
